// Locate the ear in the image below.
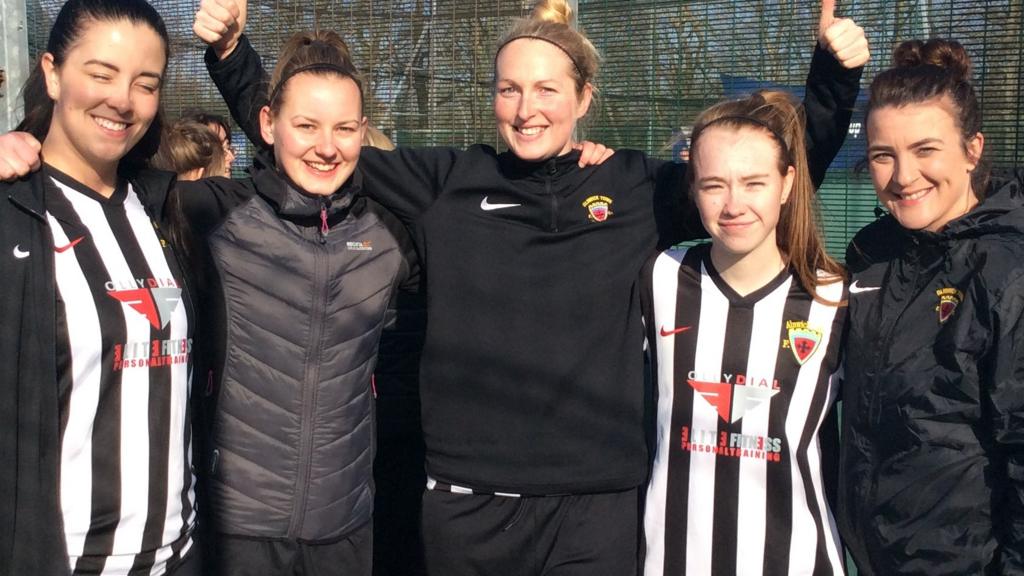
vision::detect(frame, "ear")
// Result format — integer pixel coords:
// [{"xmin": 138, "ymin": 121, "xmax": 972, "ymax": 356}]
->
[
  {"xmin": 575, "ymin": 83, "xmax": 594, "ymax": 120},
  {"xmin": 358, "ymin": 116, "xmax": 368, "ymax": 144},
  {"xmin": 965, "ymin": 131, "xmax": 985, "ymax": 171},
  {"xmin": 259, "ymin": 106, "xmax": 275, "ymax": 146},
  {"xmin": 781, "ymin": 165, "xmax": 796, "ymax": 205},
  {"xmin": 41, "ymin": 53, "xmax": 60, "ymax": 101}
]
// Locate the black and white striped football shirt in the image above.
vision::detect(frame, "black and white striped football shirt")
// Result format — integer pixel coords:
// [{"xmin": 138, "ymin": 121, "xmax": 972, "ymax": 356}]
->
[
  {"xmin": 45, "ymin": 167, "xmax": 195, "ymax": 576},
  {"xmin": 642, "ymin": 244, "xmax": 846, "ymax": 576}
]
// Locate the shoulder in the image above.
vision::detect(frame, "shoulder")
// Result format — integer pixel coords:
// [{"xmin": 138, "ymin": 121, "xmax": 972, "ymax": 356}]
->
[{"xmin": 846, "ymin": 215, "xmax": 903, "ymax": 272}]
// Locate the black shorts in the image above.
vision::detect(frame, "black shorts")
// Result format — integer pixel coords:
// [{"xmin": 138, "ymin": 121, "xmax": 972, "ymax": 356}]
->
[{"xmin": 421, "ymin": 485, "xmax": 640, "ymax": 576}]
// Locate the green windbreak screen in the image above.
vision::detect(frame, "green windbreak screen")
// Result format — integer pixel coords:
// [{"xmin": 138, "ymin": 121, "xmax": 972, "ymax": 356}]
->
[{"xmin": 23, "ymin": 1, "xmax": 1024, "ymax": 255}]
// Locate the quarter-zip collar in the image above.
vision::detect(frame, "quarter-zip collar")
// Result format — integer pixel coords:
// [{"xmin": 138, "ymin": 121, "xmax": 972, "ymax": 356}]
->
[{"xmin": 498, "ymin": 149, "xmax": 582, "ymax": 187}]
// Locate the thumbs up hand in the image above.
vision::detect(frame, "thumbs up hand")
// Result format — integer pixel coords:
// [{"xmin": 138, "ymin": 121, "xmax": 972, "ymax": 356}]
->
[
  {"xmin": 818, "ymin": 0, "xmax": 870, "ymax": 69},
  {"xmin": 194, "ymin": 0, "xmax": 248, "ymax": 59}
]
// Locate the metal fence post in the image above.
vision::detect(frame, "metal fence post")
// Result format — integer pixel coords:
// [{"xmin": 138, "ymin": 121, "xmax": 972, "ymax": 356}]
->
[{"xmin": 0, "ymin": 0, "xmax": 29, "ymax": 133}]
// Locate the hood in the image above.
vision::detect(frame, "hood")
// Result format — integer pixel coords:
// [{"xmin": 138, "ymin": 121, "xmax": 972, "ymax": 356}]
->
[{"xmin": 944, "ymin": 168, "xmax": 1024, "ymax": 240}]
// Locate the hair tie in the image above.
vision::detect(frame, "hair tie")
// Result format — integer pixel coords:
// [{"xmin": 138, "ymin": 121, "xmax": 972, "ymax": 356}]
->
[
  {"xmin": 495, "ymin": 35, "xmax": 583, "ymax": 77},
  {"xmin": 691, "ymin": 115, "xmax": 791, "ymax": 162},
  {"xmin": 269, "ymin": 63, "xmax": 354, "ymax": 106}
]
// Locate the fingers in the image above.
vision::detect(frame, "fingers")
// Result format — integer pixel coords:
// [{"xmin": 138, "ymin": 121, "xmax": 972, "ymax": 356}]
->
[
  {"xmin": 194, "ymin": 0, "xmax": 245, "ymax": 56},
  {"xmin": 576, "ymin": 141, "xmax": 607, "ymax": 167},
  {"xmin": 821, "ymin": 17, "xmax": 870, "ymax": 69},
  {"xmin": 0, "ymin": 132, "xmax": 42, "ymax": 181}
]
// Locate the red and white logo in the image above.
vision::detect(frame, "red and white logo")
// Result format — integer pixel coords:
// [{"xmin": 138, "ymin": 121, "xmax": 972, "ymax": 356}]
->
[
  {"xmin": 108, "ymin": 284, "xmax": 182, "ymax": 329},
  {"xmin": 582, "ymin": 195, "xmax": 613, "ymax": 222},
  {"xmin": 687, "ymin": 379, "xmax": 779, "ymax": 423}
]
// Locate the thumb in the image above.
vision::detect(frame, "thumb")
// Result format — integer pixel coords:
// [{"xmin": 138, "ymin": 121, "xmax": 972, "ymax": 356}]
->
[
  {"xmin": 237, "ymin": 0, "xmax": 247, "ymax": 29},
  {"xmin": 819, "ymin": 0, "xmax": 836, "ymax": 36}
]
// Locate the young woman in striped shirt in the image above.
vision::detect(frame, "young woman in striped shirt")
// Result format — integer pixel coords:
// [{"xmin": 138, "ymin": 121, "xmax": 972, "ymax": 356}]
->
[{"xmin": 641, "ymin": 91, "xmax": 848, "ymax": 576}]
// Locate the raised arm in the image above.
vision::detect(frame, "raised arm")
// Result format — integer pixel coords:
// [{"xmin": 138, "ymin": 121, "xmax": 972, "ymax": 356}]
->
[{"xmin": 806, "ymin": 0, "xmax": 867, "ymax": 188}]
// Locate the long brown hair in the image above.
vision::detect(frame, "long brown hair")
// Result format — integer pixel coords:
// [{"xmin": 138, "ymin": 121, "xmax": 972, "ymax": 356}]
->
[{"xmin": 689, "ymin": 90, "xmax": 846, "ymax": 304}]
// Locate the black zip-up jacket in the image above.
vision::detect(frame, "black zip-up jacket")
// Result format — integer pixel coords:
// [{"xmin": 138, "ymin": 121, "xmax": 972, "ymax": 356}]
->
[
  {"xmin": 839, "ymin": 169, "xmax": 1024, "ymax": 575},
  {"xmin": 177, "ymin": 164, "xmax": 413, "ymax": 541},
  {"xmin": 0, "ymin": 167, "xmax": 188, "ymax": 575},
  {"xmin": 207, "ymin": 36, "xmax": 861, "ymax": 495}
]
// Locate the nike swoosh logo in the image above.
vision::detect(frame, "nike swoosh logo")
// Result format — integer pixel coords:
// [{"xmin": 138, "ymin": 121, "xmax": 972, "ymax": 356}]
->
[
  {"xmin": 480, "ymin": 196, "xmax": 521, "ymax": 211},
  {"xmin": 660, "ymin": 326, "xmax": 692, "ymax": 337},
  {"xmin": 12, "ymin": 245, "xmax": 29, "ymax": 259},
  {"xmin": 849, "ymin": 281, "xmax": 881, "ymax": 294},
  {"xmin": 55, "ymin": 236, "xmax": 85, "ymax": 253}
]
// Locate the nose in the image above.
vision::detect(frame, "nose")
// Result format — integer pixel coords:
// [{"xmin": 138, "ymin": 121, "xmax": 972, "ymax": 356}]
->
[
  {"xmin": 315, "ymin": 131, "xmax": 338, "ymax": 159},
  {"xmin": 516, "ymin": 92, "xmax": 535, "ymax": 120},
  {"xmin": 721, "ymin": 188, "xmax": 745, "ymax": 216},
  {"xmin": 892, "ymin": 156, "xmax": 919, "ymax": 189},
  {"xmin": 105, "ymin": 81, "xmax": 133, "ymax": 115}
]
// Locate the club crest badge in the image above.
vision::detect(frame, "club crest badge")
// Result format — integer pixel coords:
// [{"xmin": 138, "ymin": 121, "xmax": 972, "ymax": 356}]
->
[
  {"xmin": 936, "ymin": 287, "xmax": 964, "ymax": 323},
  {"xmin": 582, "ymin": 195, "xmax": 613, "ymax": 222},
  {"xmin": 784, "ymin": 320, "xmax": 823, "ymax": 365}
]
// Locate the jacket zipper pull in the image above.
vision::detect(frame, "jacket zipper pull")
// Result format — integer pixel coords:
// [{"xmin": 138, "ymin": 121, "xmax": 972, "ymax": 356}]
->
[{"xmin": 319, "ymin": 203, "xmax": 329, "ymax": 244}]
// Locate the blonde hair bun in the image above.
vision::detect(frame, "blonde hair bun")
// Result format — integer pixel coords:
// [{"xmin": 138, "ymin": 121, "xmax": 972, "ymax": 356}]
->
[{"xmin": 532, "ymin": 0, "xmax": 574, "ymax": 26}]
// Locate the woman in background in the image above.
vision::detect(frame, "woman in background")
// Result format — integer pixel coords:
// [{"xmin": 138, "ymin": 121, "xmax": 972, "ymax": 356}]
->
[{"xmin": 153, "ymin": 118, "xmax": 228, "ymax": 180}]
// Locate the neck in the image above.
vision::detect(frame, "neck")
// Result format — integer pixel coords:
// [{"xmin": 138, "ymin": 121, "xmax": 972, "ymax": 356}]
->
[
  {"xmin": 41, "ymin": 135, "xmax": 119, "ymax": 198},
  {"xmin": 709, "ymin": 237, "xmax": 786, "ymax": 297}
]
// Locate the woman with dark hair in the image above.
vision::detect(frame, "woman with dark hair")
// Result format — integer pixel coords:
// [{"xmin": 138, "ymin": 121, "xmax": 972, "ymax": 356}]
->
[
  {"xmin": 839, "ymin": 39, "xmax": 1024, "ymax": 575},
  {"xmin": 0, "ymin": 0, "xmax": 199, "ymax": 574}
]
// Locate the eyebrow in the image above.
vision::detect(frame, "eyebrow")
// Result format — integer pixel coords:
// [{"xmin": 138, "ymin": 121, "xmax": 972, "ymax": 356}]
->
[
  {"xmin": 291, "ymin": 115, "xmax": 362, "ymax": 125},
  {"xmin": 83, "ymin": 59, "xmax": 163, "ymax": 82},
  {"xmin": 868, "ymin": 137, "xmax": 944, "ymax": 152},
  {"xmin": 696, "ymin": 173, "xmax": 770, "ymax": 185}
]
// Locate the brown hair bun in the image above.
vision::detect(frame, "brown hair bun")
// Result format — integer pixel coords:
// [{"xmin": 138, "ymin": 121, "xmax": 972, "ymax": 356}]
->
[{"xmin": 892, "ymin": 38, "xmax": 973, "ymax": 83}]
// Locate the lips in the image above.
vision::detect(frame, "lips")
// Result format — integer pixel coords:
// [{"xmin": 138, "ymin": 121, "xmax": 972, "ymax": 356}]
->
[
  {"xmin": 892, "ymin": 186, "xmax": 934, "ymax": 205},
  {"xmin": 304, "ymin": 160, "xmax": 339, "ymax": 175},
  {"xmin": 515, "ymin": 125, "xmax": 546, "ymax": 138},
  {"xmin": 92, "ymin": 115, "xmax": 130, "ymax": 134}
]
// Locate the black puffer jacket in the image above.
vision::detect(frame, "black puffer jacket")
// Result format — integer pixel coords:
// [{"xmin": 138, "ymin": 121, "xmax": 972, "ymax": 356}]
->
[
  {"xmin": 839, "ymin": 169, "xmax": 1024, "ymax": 575},
  {"xmin": 179, "ymin": 164, "xmax": 413, "ymax": 541}
]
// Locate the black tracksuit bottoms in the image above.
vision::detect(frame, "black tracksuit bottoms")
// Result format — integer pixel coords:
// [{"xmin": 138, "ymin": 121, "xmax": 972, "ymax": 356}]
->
[
  {"xmin": 206, "ymin": 521, "xmax": 372, "ymax": 576},
  {"xmin": 421, "ymin": 486, "xmax": 640, "ymax": 576}
]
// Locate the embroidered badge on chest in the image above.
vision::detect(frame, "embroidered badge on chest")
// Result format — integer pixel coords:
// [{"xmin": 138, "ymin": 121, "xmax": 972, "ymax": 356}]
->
[
  {"xmin": 936, "ymin": 287, "xmax": 964, "ymax": 323},
  {"xmin": 783, "ymin": 320, "xmax": 823, "ymax": 365},
  {"xmin": 582, "ymin": 195, "xmax": 613, "ymax": 222}
]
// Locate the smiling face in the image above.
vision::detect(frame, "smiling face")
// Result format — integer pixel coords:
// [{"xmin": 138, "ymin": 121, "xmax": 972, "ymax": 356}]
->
[
  {"xmin": 692, "ymin": 126, "xmax": 794, "ymax": 264},
  {"xmin": 260, "ymin": 73, "xmax": 366, "ymax": 197},
  {"xmin": 867, "ymin": 99, "xmax": 984, "ymax": 232},
  {"xmin": 41, "ymin": 18, "xmax": 166, "ymax": 180},
  {"xmin": 493, "ymin": 38, "xmax": 592, "ymax": 162}
]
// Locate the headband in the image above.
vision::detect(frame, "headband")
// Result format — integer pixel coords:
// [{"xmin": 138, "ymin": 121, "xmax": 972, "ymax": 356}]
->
[
  {"xmin": 690, "ymin": 114, "xmax": 791, "ymax": 162},
  {"xmin": 269, "ymin": 63, "xmax": 357, "ymax": 106},
  {"xmin": 495, "ymin": 35, "xmax": 584, "ymax": 78}
]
